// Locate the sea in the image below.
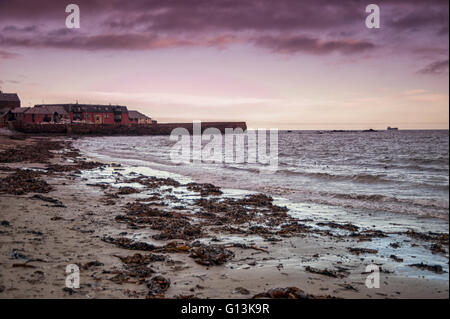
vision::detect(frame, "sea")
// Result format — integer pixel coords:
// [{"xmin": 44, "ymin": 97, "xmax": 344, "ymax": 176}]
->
[{"xmin": 75, "ymin": 130, "xmax": 449, "ymax": 233}]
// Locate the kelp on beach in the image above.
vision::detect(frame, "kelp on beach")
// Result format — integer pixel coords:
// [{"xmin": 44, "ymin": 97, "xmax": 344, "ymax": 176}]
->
[
  {"xmin": 95, "ymin": 166, "xmax": 449, "ymax": 297},
  {"xmin": 0, "ymin": 138, "xmax": 104, "ymax": 195}
]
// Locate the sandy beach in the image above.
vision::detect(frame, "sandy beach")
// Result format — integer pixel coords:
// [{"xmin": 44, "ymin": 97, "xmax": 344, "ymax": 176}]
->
[{"xmin": 0, "ymin": 134, "xmax": 448, "ymax": 299}]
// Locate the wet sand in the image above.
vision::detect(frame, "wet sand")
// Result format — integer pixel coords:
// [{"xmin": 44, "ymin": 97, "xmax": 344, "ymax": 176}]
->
[{"xmin": 0, "ymin": 135, "xmax": 448, "ymax": 299}]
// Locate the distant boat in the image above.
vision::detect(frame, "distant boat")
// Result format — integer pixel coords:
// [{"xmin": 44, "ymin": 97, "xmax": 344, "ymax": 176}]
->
[{"xmin": 387, "ymin": 126, "xmax": 399, "ymax": 131}]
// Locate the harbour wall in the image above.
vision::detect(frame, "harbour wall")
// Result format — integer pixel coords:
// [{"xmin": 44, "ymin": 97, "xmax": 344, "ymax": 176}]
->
[{"xmin": 11, "ymin": 122, "xmax": 248, "ymax": 136}]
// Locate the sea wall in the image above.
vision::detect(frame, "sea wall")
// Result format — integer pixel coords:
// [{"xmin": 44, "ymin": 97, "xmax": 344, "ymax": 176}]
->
[{"xmin": 12, "ymin": 122, "xmax": 247, "ymax": 136}]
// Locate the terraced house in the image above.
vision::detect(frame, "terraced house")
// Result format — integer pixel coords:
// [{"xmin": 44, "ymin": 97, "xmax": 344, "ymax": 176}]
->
[
  {"xmin": 1, "ymin": 93, "xmax": 156, "ymax": 127},
  {"xmin": 33, "ymin": 104, "xmax": 132, "ymax": 124}
]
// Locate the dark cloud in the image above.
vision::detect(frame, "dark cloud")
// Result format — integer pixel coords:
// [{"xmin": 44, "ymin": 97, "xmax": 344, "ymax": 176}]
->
[
  {"xmin": 0, "ymin": 32, "xmax": 238, "ymax": 51},
  {"xmin": 418, "ymin": 60, "xmax": 449, "ymax": 75},
  {"xmin": 0, "ymin": 0, "xmax": 447, "ymax": 57},
  {"xmin": 437, "ymin": 25, "xmax": 449, "ymax": 36},
  {"xmin": 0, "ymin": 0, "xmax": 447, "ymax": 30},
  {"xmin": 2, "ymin": 25, "xmax": 38, "ymax": 32},
  {"xmin": 388, "ymin": 7, "xmax": 449, "ymax": 34},
  {"xmin": 253, "ymin": 35, "xmax": 375, "ymax": 55}
]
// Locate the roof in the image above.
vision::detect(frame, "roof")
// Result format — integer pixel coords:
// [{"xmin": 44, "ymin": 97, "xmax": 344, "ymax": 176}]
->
[
  {"xmin": 26, "ymin": 106, "xmax": 68, "ymax": 115},
  {"xmin": 0, "ymin": 92, "xmax": 20, "ymax": 102},
  {"xmin": 35, "ymin": 104, "xmax": 128, "ymax": 113},
  {"xmin": 11, "ymin": 107, "xmax": 30, "ymax": 114},
  {"xmin": 0, "ymin": 108, "xmax": 11, "ymax": 114},
  {"xmin": 128, "ymin": 110, "xmax": 151, "ymax": 120}
]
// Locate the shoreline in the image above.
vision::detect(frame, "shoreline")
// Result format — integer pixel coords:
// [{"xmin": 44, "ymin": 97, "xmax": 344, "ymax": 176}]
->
[
  {"xmin": 0, "ymin": 135, "xmax": 448, "ymax": 299},
  {"xmin": 74, "ymin": 133, "xmax": 449, "ymax": 223}
]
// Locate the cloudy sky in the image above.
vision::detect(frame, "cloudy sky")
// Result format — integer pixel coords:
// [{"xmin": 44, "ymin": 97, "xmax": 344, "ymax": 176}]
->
[{"xmin": 0, "ymin": 0, "xmax": 448, "ymax": 129}]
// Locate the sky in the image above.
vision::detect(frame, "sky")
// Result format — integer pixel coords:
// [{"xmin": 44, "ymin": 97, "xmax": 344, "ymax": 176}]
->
[{"xmin": 0, "ymin": 0, "xmax": 448, "ymax": 129}]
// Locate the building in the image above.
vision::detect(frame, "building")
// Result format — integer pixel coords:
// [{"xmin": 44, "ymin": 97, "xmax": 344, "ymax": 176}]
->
[
  {"xmin": 0, "ymin": 91, "xmax": 21, "ymax": 128},
  {"xmin": 128, "ymin": 110, "xmax": 155, "ymax": 124},
  {"xmin": 23, "ymin": 105, "xmax": 69, "ymax": 124},
  {"xmin": 10, "ymin": 107, "xmax": 31, "ymax": 122},
  {"xmin": 33, "ymin": 104, "xmax": 131, "ymax": 124},
  {"xmin": 0, "ymin": 91, "xmax": 21, "ymax": 110},
  {"xmin": 0, "ymin": 113, "xmax": 7, "ymax": 128},
  {"xmin": 1, "ymin": 94, "xmax": 155, "ymax": 127}
]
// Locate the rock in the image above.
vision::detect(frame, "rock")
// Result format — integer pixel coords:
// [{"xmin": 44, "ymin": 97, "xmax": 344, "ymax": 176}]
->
[
  {"xmin": 10, "ymin": 249, "xmax": 27, "ymax": 260},
  {"xmin": 390, "ymin": 255, "xmax": 403, "ymax": 262},
  {"xmin": 305, "ymin": 266, "xmax": 346, "ymax": 278},
  {"xmin": 189, "ymin": 244, "xmax": 234, "ymax": 266},
  {"xmin": 389, "ymin": 242, "xmax": 400, "ymax": 249},
  {"xmin": 101, "ymin": 236, "xmax": 157, "ymax": 251},
  {"xmin": 252, "ymin": 287, "xmax": 337, "ymax": 299},
  {"xmin": 116, "ymin": 253, "xmax": 166, "ymax": 265},
  {"xmin": 408, "ymin": 263, "xmax": 446, "ymax": 274},
  {"xmin": 146, "ymin": 275, "xmax": 171, "ymax": 298},
  {"xmin": 117, "ymin": 187, "xmax": 141, "ymax": 195},
  {"xmin": 82, "ymin": 261, "xmax": 104, "ymax": 270},
  {"xmin": 186, "ymin": 182, "xmax": 222, "ymax": 196},
  {"xmin": 31, "ymin": 194, "xmax": 66, "ymax": 207},
  {"xmin": 430, "ymin": 243, "xmax": 447, "ymax": 254},
  {"xmin": 233, "ymin": 287, "xmax": 250, "ymax": 295},
  {"xmin": 317, "ymin": 222, "xmax": 359, "ymax": 232},
  {"xmin": 62, "ymin": 287, "xmax": 76, "ymax": 295},
  {"xmin": 347, "ymin": 247, "xmax": 378, "ymax": 255},
  {"xmin": 0, "ymin": 220, "xmax": 10, "ymax": 227}
]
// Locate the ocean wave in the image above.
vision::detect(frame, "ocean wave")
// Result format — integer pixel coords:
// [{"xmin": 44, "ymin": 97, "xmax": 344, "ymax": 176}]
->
[
  {"xmin": 75, "ymin": 134, "xmax": 449, "ymax": 221},
  {"xmin": 407, "ymin": 157, "xmax": 449, "ymax": 166},
  {"xmin": 330, "ymin": 193, "xmax": 448, "ymax": 209},
  {"xmin": 275, "ymin": 169, "xmax": 392, "ymax": 183},
  {"xmin": 308, "ymin": 197, "xmax": 449, "ymax": 220},
  {"xmin": 255, "ymin": 185, "xmax": 449, "ymax": 219},
  {"xmin": 331, "ymin": 193, "xmax": 387, "ymax": 202},
  {"xmin": 283, "ymin": 191, "xmax": 449, "ymax": 220},
  {"xmin": 364, "ymin": 162, "xmax": 449, "ymax": 173},
  {"xmin": 224, "ymin": 165, "xmax": 261, "ymax": 174}
]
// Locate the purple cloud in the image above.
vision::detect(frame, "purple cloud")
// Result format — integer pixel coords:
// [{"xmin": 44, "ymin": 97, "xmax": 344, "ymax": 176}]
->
[
  {"xmin": 418, "ymin": 60, "xmax": 449, "ymax": 75},
  {"xmin": 253, "ymin": 35, "xmax": 375, "ymax": 55},
  {"xmin": 0, "ymin": 32, "xmax": 239, "ymax": 51},
  {"xmin": 0, "ymin": 0, "xmax": 447, "ymax": 60},
  {"xmin": 0, "ymin": 50, "xmax": 19, "ymax": 59}
]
